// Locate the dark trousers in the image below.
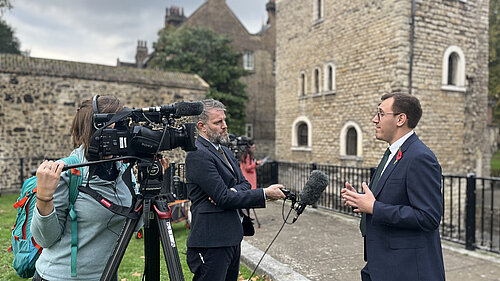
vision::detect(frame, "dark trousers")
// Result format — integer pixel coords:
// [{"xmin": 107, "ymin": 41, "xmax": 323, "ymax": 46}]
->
[
  {"xmin": 32, "ymin": 272, "xmax": 48, "ymax": 281},
  {"xmin": 187, "ymin": 244, "xmax": 241, "ymax": 281}
]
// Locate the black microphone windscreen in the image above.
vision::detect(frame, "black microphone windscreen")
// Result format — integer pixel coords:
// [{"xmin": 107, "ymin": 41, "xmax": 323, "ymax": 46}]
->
[
  {"xmin": 299, "ymin": 170, "xmax": 329, "ymax": 205},
  {"xmin": 174, "ymin": 101, "xmax": 204, "ymax": 116}
]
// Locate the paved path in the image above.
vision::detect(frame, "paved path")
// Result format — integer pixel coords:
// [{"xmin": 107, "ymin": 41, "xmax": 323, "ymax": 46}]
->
[{"xmin": 241, "ymin": 201, "xmax": 500, "ymax": 281}]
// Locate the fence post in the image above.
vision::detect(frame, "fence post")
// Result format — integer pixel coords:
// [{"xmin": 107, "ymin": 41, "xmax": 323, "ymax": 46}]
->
[
  {"xmin": 19, "ymin": 157, "xmax": 24, "ymax": 186},
  {"xmin": 465, "ymin": 173, "xmax": 476, "ymax": 251}
]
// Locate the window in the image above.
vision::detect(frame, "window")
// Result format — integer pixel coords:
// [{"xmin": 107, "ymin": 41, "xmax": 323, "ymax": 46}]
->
[
  {"xmin": 298, "ymin": 123, "xmax": 308, "ymax": 146},
  {"xmin": 313, "ymin": 67, "xmax": 320, "ymax": 94},
  {"xmin": 243, "ymin": 51, "xmax": 254, "ymax": 71},
  {"xmin": 313, "ymin": 0, "xmax": 323, "ymax": 22},
  {"xmin": 442, "ymin": 46, "xmax": 466, "ymax": 92},
  {"xmin": 245, "ymin": 123, "xmax": 254, "ymax": 139},
  {"xmin": 346, "ymin": 128, "xmax": 357, "ymax": 156},
  {"xmin": 291, "ymin": 116, "xmax": 312, "ymax": 150},
  {"xmin": 340, "ymin": 121, "xmax": 363, "ymax": 157},
  {"xmin": 324, "ymin": 63, "xmax": 336, "ymax": 94},
  {"xmin": 448, "ymin": 53, "xmax": 459, "ymax": 85},
  {"xmin": 299, "ymin": 71, "xmax": 307, "ymax": 96}
]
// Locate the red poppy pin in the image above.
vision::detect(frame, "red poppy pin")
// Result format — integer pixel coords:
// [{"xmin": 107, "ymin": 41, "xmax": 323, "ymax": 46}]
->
[{"xmin": 393, "ymin": 148, "xmax": 402, "ymax": 164}]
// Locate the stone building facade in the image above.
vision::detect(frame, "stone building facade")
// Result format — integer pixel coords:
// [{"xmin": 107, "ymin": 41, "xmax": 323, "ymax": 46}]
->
[
  {"xmin": 275, "ymin": 0, "xmax": 495, "ymax": 175},
  {"xmin": 0, "ymin": 54, "xmax": 208, "ymax": 192},
  {"xmin": 179, "ymin": 0, "xmax": 276, "ymax": 159},
  {"xmin": 127, "ymin": 0, "xmax": 277, "ymax": 159}
]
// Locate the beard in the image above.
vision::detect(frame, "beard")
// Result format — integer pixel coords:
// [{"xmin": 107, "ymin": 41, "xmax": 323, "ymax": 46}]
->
[{"xmin": 206, "ymin": 128, "xmax": 230, "ymax": 146}]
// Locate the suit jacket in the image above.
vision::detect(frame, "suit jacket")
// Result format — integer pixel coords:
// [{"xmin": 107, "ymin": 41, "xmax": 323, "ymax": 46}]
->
[
  {"xmin": 365, "ymin": 133, "xmax": 445, "ymax": 281},
  {"xmin": 185, "ymin": 136, "xmax": 266, "ymax": 248}
]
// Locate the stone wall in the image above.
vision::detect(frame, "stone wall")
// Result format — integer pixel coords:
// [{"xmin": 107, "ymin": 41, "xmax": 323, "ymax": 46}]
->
[
  {"xmin": 275, "ymin": 0, "xmax": 492, "ymax": 175},
  {"xmin": 0, "ymin": 54, "xmax": 208, "ymax": 192}
]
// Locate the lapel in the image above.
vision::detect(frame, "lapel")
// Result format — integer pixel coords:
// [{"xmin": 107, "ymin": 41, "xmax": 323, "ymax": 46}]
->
[
  {"xmin": 372, "ymin": 133, "xmax": 418, "ymax": 198},
  {"xmin": 198, "ymin": 135, "xmax": 236, "ymax": 177}
]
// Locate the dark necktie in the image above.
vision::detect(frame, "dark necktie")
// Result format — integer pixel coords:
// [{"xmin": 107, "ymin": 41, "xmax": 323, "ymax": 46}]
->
[
  {"xmin": 360, "ymin": 148, "xmax": 391, "ymax": 236},
  {"xmin": 218, "ymin": 146, "xmax": 234, "ymax": 173}
]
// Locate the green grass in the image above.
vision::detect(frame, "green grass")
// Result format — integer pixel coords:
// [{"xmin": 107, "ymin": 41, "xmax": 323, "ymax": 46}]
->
[
  {"xmin": 491, "ymin": 149, "xmax": 500, "ymax": 169},
  {"xmin": 0, "ymin": 193, "xmax": 265, "ymax": 280}
]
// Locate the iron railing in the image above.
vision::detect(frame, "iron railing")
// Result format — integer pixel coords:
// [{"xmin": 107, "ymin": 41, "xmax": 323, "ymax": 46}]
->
[{"xmin": 4, "ymin": 158, "xmax": 500, "ymax": 254}]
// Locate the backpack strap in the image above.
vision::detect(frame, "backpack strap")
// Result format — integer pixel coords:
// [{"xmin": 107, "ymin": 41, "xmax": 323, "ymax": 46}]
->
[{"xmin": 60, "ymin": 155, "xmax": 82, "ymax": 277}]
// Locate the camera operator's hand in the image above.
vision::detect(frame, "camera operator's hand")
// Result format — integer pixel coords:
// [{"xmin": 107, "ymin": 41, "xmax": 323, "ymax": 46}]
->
[
  {"xmin": 36, "ymin": 160, "xmax": 65, "ymax": 216},
  {"xmin": 264, "ymin": 184, "xmax": 286, "ymax": 200}
]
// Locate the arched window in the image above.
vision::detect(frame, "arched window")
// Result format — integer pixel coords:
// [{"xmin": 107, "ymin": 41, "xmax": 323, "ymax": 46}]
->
[
  {"xmin": 442, "ymin": 46, "xmax": 466, "ymax": 92},
  {"xmin": 340, "ymin": 121, "xmax": 363, "ymax": 157},
  {"xmin": 298, "ymin": 123, "xmax": 308, "ymax": 146},
  {"xmin": 324, "ymin": 63, "xmax": 336, "ymax": 94},
  {"xmin": 299, "ymin": 71, "xmax": 307, "ymax": 96},
  {"xmin": 313, "ymin": 67, "xmax": 320, "ymax": 94},
  {"xmin": 346, "ymin": 127, "xmax": 357, "ymax": 156},
  {"xmin": 448, "ymin": 53, "xmax": 459, "ymax": 85},
  {"xmin": 291, "ymin": 116, "xmax": 312, "ymax": 150}
]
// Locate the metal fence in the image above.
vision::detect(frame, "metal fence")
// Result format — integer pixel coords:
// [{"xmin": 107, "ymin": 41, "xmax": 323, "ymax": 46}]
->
[
  {"xmin": 4, "ymin": 158, "xmax": 500, "ymax": 254},
  {"xmin": 257, "ymin": 161, "xmax": 500, "ymax": 254}
]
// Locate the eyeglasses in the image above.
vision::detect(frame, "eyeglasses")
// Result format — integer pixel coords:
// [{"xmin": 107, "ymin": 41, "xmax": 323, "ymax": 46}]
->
[{"xmin": 376, "ymin": 111, "xmax": 401, "ymax": 121}]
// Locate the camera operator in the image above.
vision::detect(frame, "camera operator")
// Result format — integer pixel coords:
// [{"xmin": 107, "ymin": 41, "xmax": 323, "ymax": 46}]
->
[
  {"xmin": 31, "ymin": 96, "xmax": 168, "ymax": 281},
  {"xmin": 237, "ymin": 137, "xmax": 261, "ymax": 190},
  {"xmin": 185, "ymin": 99, "xmax": 285, "ymax": 281}
]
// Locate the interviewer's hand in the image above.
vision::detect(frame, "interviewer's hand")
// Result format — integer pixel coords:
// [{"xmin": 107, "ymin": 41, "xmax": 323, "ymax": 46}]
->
[{"xmin": 264, "ymin": 184, "xmax": 286, "ymax": 200}]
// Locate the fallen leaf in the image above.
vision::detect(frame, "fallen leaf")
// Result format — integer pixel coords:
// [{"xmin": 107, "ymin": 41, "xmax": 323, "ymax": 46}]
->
[{"xmin": 132, "ymin": 272, "xmax": 141, "ymax": 277}]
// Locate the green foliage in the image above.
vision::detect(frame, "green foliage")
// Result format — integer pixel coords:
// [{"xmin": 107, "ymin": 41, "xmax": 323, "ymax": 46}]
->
[
  {"xmin": 490, "ymin": 0, "xmax": 500, "ymax": 125},
  {"xmin": 149, "ymin": 25, "xmax": 248, "ymax": 135}
]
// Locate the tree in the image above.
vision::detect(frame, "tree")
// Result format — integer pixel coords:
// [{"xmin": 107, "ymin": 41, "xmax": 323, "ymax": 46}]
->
[
  {"xmin": 0, "ymin": 0, "xmax": 21, "ymax": 55},
  {"xmin": 490, "ymin": 0, "xmax": 500, "ymax": 124},
  {"xmin": 148, "ymin": 25, "xmax": 248, "ymax": 135},
  {"xmin": 0, "ymin": 19, "xmax": 21, "ymax": 54}
]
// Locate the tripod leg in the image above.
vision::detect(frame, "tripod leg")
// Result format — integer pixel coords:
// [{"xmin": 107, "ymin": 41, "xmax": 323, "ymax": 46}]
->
[
  {"xmin": 144, "ymin": 217, "xmax": 161, "ymax": 281},
  {"xmin": 154, "ymin": 198, "xmax": 185, "ymax": 281},
  {"xmin": 100, "ymin": 217, "xmax": 140, "ymax": 281}
]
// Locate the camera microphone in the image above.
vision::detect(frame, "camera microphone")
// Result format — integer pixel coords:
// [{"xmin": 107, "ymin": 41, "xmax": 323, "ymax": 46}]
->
[
  {"xmin": 293, "ymin": 170, "xmax": 329, "ymax": 222},
  {"xmin": 173, "ymin": 101, "xmax": 204, "ymax": 116},
  {"xmin": 134, "ymin": 101, "xmax": 203, "ymax": 117}
]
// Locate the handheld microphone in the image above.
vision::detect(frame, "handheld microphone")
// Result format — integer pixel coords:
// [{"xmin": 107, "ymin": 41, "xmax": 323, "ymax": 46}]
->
[{"xmin": 293, "ymin": 170, "xmax": 329, "ymax": 222}]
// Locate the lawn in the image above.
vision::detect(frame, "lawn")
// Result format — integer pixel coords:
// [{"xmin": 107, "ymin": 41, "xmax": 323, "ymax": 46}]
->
[
  {"xmin": 0, "ymin": 193, "xmax": 263, "ymax": 280},
  {"xmin": 491, "ymin": 149, "xmax": 500, "ymax": 176}
]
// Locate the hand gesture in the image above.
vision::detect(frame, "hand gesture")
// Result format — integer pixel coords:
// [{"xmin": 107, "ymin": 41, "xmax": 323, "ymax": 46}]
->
[{"xmin": 341, "ymin": 181, "xmax": 375, "ymax": 214}]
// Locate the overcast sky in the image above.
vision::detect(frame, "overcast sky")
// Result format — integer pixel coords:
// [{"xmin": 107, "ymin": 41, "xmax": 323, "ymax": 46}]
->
[{"xmin": 3, "ymin": 0, "xmax": 270, "ymax": 66}]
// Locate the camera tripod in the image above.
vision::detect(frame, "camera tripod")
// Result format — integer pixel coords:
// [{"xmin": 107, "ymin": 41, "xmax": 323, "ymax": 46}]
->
[{"xmin": 67, "ymin": 157, "xmax": 185, "ymax": 281}]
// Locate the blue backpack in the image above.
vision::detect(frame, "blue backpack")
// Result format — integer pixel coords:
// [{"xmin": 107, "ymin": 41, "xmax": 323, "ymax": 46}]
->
[{"xmin": 9, "ymin": 155, "xmax": 83, "ymax": 278}]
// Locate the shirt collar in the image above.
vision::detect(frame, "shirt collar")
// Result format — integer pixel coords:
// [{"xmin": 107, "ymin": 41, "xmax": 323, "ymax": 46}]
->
[
  {"xmin": 389, "ymin": 130, "xmax": 414, "ymax": 154},
  {"xmin": 199, "ymin": 135, "xmax": 221, "ymax": 150}
]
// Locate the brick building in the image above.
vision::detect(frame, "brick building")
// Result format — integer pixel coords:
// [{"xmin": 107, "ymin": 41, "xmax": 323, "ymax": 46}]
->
[{"xmin": 275, "ymin": 0, "xmax": 496, "ymax": 175}]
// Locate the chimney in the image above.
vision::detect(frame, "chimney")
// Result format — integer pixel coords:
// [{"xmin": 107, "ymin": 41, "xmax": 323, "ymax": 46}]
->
[
  {"xmin": 165, "ymin": 6, "xmax": 187, "ymax": 28},
  {"xmin": 135, "ymin": 40, "xmax": 148, "ymax": 68}
]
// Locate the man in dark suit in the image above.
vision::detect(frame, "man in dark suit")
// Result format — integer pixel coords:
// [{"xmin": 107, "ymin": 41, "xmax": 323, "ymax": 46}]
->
[
  {"xmin": 341, "ymin": 92, "xmax": 445, "ymax": 281},
  {"xmin": 185, "ymin": 99, "xmax": 285, "ymax": 281}
]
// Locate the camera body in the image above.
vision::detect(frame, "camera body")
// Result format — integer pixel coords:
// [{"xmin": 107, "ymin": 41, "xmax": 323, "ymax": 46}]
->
[
  {"xmin": 227, "ymin": 133, "xmax": 253, "ymax": 156},
  {"xmin": 89, "ymin": 101, "xmax": 202, "ymax": 161}
]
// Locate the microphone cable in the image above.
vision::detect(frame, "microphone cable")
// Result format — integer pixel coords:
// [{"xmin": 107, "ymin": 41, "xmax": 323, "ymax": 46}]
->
[{"xmin": 247, "ymin": 198, "xmax": 295, "ymax": 280}]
